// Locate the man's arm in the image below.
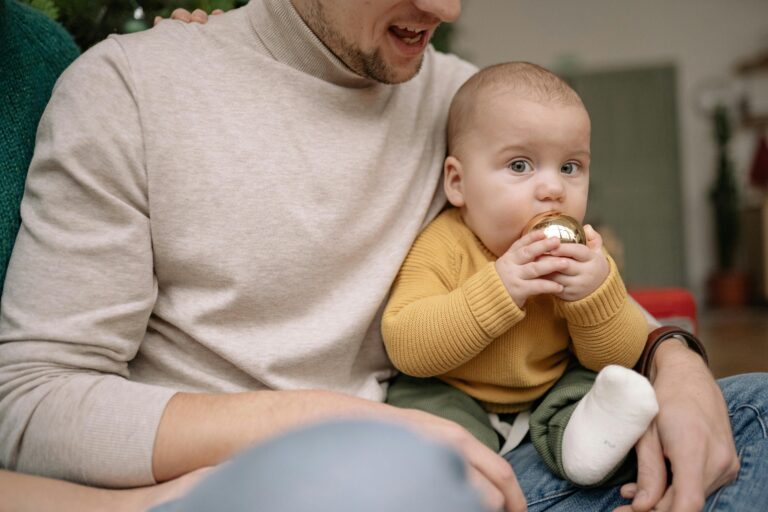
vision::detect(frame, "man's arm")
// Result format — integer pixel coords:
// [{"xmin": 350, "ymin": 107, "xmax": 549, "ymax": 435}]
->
[
  {"xmin": 614, "ymin": 323, "xmax": 739, "ymax": 512},
  {"xmin": 152, "ymin": 388, "xmax": 528, "ymax": 512},
  {"xmin": 0, "ymin": 38, "xmax": 172, "ymax": 486},
  {"xmin": 0, "ymin": 468, "xmax": 210, "ymax": 512}
]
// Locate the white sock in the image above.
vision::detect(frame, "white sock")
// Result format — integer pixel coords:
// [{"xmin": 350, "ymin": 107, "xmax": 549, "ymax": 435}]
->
[{"xmin": 562, "ymin": 365, "xmax": 659, "ymax": 486}]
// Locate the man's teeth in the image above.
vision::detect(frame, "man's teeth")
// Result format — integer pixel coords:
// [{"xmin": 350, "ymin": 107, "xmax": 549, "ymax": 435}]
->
[
  {"xmin": 403, "ymin": 34, "xmax": 422, "ymax": 44},
  {"xmin": 392, "ymin": 24, "xmax": 425, "ymax": 44},
  {"xmin": 395, "ymin": 24, "xmax": 423, "ymax": 33}
]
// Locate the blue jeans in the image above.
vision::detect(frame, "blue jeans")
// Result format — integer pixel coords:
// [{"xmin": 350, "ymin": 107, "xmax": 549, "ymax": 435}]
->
[
  {"xmin": 506, "ymin": 373, "xmax": 768, "ymax": 511},
  {"xmin": 154, "ymin": 373, "xmax": 766, "ymax": 512}
]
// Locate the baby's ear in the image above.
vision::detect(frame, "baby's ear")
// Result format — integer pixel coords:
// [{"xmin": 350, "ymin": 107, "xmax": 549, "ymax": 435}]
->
[{"xmin": 443, "ymin": 156, "xmax": 465, "ymax": 207}]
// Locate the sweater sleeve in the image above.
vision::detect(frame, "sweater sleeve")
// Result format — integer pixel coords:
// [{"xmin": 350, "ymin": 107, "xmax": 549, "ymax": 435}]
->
[
  {"xmin": 382, "ymin": 222, "xmax": 525, "ymax": 377},
  {"xmin": 553, "ymin": 254, "xmax": 648, "ymax": 371},
  {"xmin": 0, "ymin": 38, "xmax": 176, "ymax": 487}
]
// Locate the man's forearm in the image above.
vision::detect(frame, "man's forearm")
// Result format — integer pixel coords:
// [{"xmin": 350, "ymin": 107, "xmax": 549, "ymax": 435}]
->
[
  {"xmin": 0, "ymin": 469, "xmax": 130, "ymax": 512},
  {"xmin": 152, "ymin": 389, "xmax": 391, "ymax": 481},
  {"xmin": 648, "ymin": 336, "xmax": 708, "ymax": 383}
]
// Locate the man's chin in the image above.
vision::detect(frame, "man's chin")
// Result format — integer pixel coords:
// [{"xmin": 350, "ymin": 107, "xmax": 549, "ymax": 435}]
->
[{"xmin": 368, "ymin": 57, "xmax": 424, "ymax": 84}]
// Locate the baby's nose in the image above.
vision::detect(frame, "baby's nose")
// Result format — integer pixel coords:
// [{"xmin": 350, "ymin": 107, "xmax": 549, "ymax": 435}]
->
[{"xmin": 536, "ymin": 173, "xmax": 565, "ymax": 200}]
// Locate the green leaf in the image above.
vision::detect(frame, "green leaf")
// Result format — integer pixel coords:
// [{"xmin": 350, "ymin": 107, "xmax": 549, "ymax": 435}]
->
[{"xmin": 19, "ymin": 0, "xmax": 60, "ymax": 20}]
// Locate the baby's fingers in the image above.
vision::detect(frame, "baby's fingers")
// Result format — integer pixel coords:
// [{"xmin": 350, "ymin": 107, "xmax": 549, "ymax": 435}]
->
[
  {"xmin": 526, "ymin": 256, "xmax": 569, "ymax": 279},
  {"xmin": 506, "ymin": 232, "xmax": 560, "ymax": 264},
  {"xmin": 584, "ymin": 224, "xmax": 603, "ymax": 251},
  {"xmin": 522, "ymin": 278, "xmax": 564, "ymax": 297}
]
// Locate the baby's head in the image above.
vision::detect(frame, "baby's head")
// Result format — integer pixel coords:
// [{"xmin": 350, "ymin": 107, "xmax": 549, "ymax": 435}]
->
[{"xmin": 444, "ymin": 62, "xmax": 592, "ymax": 257}]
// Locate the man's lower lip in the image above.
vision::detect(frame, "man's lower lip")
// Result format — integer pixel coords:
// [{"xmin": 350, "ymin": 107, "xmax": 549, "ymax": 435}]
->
[{"xmin": 387, "ymin": 29, "xmax": 429, "ymax": 57}]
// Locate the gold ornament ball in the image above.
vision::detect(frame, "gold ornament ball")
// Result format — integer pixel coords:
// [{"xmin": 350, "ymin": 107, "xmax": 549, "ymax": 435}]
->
[{"xmin": 523, "ymin": 212, "xmax": 586, "ymax": 244}]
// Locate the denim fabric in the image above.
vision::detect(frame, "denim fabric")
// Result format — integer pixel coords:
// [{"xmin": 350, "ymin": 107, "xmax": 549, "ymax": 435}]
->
[
  {"xmin": 150, "ymin": 419, "xmax": 487, "ymax": 512},
  {"xmin": 506, "ymin": 373, "xmax": 768, "ymax": 511}
]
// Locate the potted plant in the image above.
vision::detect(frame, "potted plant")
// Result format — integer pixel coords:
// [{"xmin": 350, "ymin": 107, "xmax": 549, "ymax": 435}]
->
[{"xmin": 708, "ymin": 104, "xmax": 748, "ymax": 306}]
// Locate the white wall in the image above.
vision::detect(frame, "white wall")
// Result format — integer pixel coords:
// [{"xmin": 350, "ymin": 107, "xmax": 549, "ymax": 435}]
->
[{"xmin": 452, "ymin": 0, "xmax": 768, "ymax": 302}]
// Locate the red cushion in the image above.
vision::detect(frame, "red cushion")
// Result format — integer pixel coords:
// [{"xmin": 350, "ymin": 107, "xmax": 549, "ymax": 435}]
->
[{"xmin": 629, "ymin": 287, "xmax": 697, "ymax": 334}]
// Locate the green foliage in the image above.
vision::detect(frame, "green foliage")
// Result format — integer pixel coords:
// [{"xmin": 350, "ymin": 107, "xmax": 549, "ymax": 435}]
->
[
  {"xmin": 709, "ymin": 105, "xmax": 740, "ymax": 270},
  {"xmin": 20, "ymin": 0, "xmax": 59, "ymax": 19},
  {"xmin": 431, "ymin": 23, "xmax": 453, "ymax": 53},
  {"xmin": 20, "ymin": 0, "xmax": 247, "ymax": 50}
]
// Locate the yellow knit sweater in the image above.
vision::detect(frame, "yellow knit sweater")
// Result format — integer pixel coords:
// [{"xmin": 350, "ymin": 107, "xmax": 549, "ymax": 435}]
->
[{"xmin": 382, "ymin": 208, "xmax": 648, "ymax": 413}]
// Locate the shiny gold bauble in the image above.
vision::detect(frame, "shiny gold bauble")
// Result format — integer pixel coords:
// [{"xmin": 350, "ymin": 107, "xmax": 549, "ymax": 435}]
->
[{"xmin": 522, "ymin": 212, "xmax": 587, "ymax": 244}]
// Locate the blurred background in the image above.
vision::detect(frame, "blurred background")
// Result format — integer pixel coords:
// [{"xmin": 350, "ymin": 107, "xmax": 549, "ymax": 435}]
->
[
  {"xmin": 16, "ymin": 0, "xmax": 768, "ymax": 376},
  {"xmin": 449, "ymin": 0, "xmax": 768, "ymax": 377}
]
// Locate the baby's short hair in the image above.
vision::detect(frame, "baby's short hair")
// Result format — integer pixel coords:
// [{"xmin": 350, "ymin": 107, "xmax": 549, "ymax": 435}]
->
[{"xmin": 447, "ymin": 62, "xmax": 584, "ymax": 155}]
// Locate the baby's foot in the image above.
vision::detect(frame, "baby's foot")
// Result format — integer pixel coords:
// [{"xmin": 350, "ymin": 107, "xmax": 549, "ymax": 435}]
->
[{"xmin": 562, "ymin": 365, "xmax": 658, "ymax": 486}]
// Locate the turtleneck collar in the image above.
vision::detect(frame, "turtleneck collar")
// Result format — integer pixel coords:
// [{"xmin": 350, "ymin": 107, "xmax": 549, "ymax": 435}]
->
[{"xmin": 247, "ymin": 0, "xmax": 378, "ymax": 89}]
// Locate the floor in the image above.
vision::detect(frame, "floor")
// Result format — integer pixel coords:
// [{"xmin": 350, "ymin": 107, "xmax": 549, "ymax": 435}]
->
[{"xmin": 697, "ymin": 306, "xmax": 768, "ymax": 378}]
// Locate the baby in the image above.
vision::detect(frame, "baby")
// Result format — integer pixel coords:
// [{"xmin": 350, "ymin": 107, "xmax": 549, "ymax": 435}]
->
[{"xmin": 383, "ymin": 62, "xmax": 658, "ymax": 486}]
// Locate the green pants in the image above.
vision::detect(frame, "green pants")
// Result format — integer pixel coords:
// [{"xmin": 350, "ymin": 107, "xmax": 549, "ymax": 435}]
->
[{"xmin": 386, "ymin": 364, "xmax": 636, "ymax": 488}]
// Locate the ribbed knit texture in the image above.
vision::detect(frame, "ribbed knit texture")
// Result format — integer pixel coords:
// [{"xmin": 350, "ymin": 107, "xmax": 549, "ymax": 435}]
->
[
  {"xmin": 0, "ymin": 0, "xmax": 477, "ymax": 486},
  {"xmin": 382, "ymin": 208, "xmax": 648, "ymax": 412},
  {"xmin": 0, "ymin": 0, "xmax": 79, "ymax": 296}
]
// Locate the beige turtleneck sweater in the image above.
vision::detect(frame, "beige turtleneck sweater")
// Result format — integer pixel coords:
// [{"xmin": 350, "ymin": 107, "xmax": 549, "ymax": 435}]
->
[{"xmin": 0, "ymin": 0, "xmax": 477, "ymax": 486}]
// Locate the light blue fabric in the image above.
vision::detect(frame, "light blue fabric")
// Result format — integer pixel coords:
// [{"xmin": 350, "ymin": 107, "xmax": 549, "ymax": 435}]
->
[
  {"xmin": 150, "ymin": 419, "xmax": 487, "ymax": 512},
  {"xmin": 506, "ymin": 373, "xmax": 768, "ymax": 511}
]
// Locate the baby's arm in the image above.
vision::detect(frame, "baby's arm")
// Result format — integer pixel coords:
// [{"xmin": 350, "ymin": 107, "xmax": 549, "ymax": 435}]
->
[
  {"xmin": 549, "ymin": 226, "xmax": 648, "ymax": 370},
  {"xmin": 381, "ymin": 227, "xmax": 559, "ymax": 377}
]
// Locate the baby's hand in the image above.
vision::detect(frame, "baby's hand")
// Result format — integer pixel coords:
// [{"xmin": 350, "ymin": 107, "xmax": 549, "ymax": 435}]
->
[
  {"xmin": 495, "ymin": 231, "xmax": 568, "ymax": 308},
  {"xmin": 545, "ymin": 225, "xmax": 609, "ymax": 301}
]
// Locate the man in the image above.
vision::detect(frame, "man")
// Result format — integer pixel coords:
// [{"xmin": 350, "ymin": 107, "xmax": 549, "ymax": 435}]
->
[{"xmin": 0, "ymin": 1, "xmax": 763, "ymax": 511}]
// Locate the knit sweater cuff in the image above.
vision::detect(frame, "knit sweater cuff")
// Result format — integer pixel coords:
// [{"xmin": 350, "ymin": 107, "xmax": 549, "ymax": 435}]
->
[
  {"xmin": 555, "ymin": 256, "xmax": 627, "ymax": 326},
  {"xmin": 463, "ymin": 262, "xmax": 525, "ymax": 338}
]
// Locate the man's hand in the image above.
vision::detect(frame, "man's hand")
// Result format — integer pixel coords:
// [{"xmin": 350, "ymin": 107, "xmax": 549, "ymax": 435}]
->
[
  {"xmin": 495, "ymin": 230, "xmax": 567, "ymax": 308},
  {"xmin": 154, "ymin": 390, "xmax": 527, "ymax": 512},
  {"xmin": 153, "ymin": 8, "xmax": 224, "ymax": 26},
  {"xmin": 393, "ymin": 407, "xmax": 528, "ymax": 512},
  {"xmin": 614, "ymin": 341, "xmax": 739, "ymax": 512},
  {"xmin": 545, "ymin": 224, "xmax": 609, "ymax": 302}
]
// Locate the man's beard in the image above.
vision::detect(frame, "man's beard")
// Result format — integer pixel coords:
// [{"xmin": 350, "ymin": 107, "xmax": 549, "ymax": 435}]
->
[
  {"xmin": 302, "ymin": 3, "xmax": 423, "ymax": 84},
  {"xmin": 336, "ymin": 39, "xmax": 424, "ymax": 84}
]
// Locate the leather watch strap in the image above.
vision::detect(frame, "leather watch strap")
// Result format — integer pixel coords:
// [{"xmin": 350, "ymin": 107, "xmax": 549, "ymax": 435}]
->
[{"xmin": 634, "ymin": 326, "xmax": 709, "ymax": 378}]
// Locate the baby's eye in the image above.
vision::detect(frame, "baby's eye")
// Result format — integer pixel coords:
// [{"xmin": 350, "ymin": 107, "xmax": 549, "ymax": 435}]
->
[
  {"xmin": 561, "ymin": 162, "xmax": 579, "ymax": 175},
  {"xmin": 508, "ymin": 160, "xmax": 532, "ymax": 173}
]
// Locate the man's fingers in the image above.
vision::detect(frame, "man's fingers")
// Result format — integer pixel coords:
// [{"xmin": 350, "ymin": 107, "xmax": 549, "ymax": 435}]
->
[
  {"xmin": 402, "ymin": 411, "xmax": 527, "ymax": 512},
  {"xmin": 170, "ymin": 8, "xmax": 193, "ymax": 22},
  {"xmin": 457, "ymin": 435, "xmax": 526, "ymax": 511},
  {"xmin": 212, "ymin": 9, "xmax": 225, "ymax": 15},
  {"xmin": 665, "ymin": 439, "xmax": 707, "ymax": 512},
  {"xmin": 631, "ymin": 425, "xmax": 667, "ymax": 511},
  {"xmin": 466, "ymin": 466, "xmax": 505, "ymax": 512},
  {"xmin": 619, "ymin": 482, "xmax": 638, "ymax": 500},
  {"xmin": 191, "ymin": 8, "xmax": 208, "ymax": 23},
  {"xmin": 475, "ymin": 456, "xmax": 527, "ymax": 512}
]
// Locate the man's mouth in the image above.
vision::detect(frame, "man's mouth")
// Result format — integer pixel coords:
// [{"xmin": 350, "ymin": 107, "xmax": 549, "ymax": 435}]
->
[{"xmin": 389, "ymin": 24, "xmax": 429, "ymax": 46}]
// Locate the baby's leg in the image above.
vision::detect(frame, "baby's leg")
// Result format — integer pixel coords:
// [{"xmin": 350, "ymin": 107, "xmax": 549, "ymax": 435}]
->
[
  {"xmin": 562, "ymin": 365, "xmax": 658, "ymax": 486},
  {"xmin": 386, "ymin": 373, "xmax": 501, "ymax": 451}
]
